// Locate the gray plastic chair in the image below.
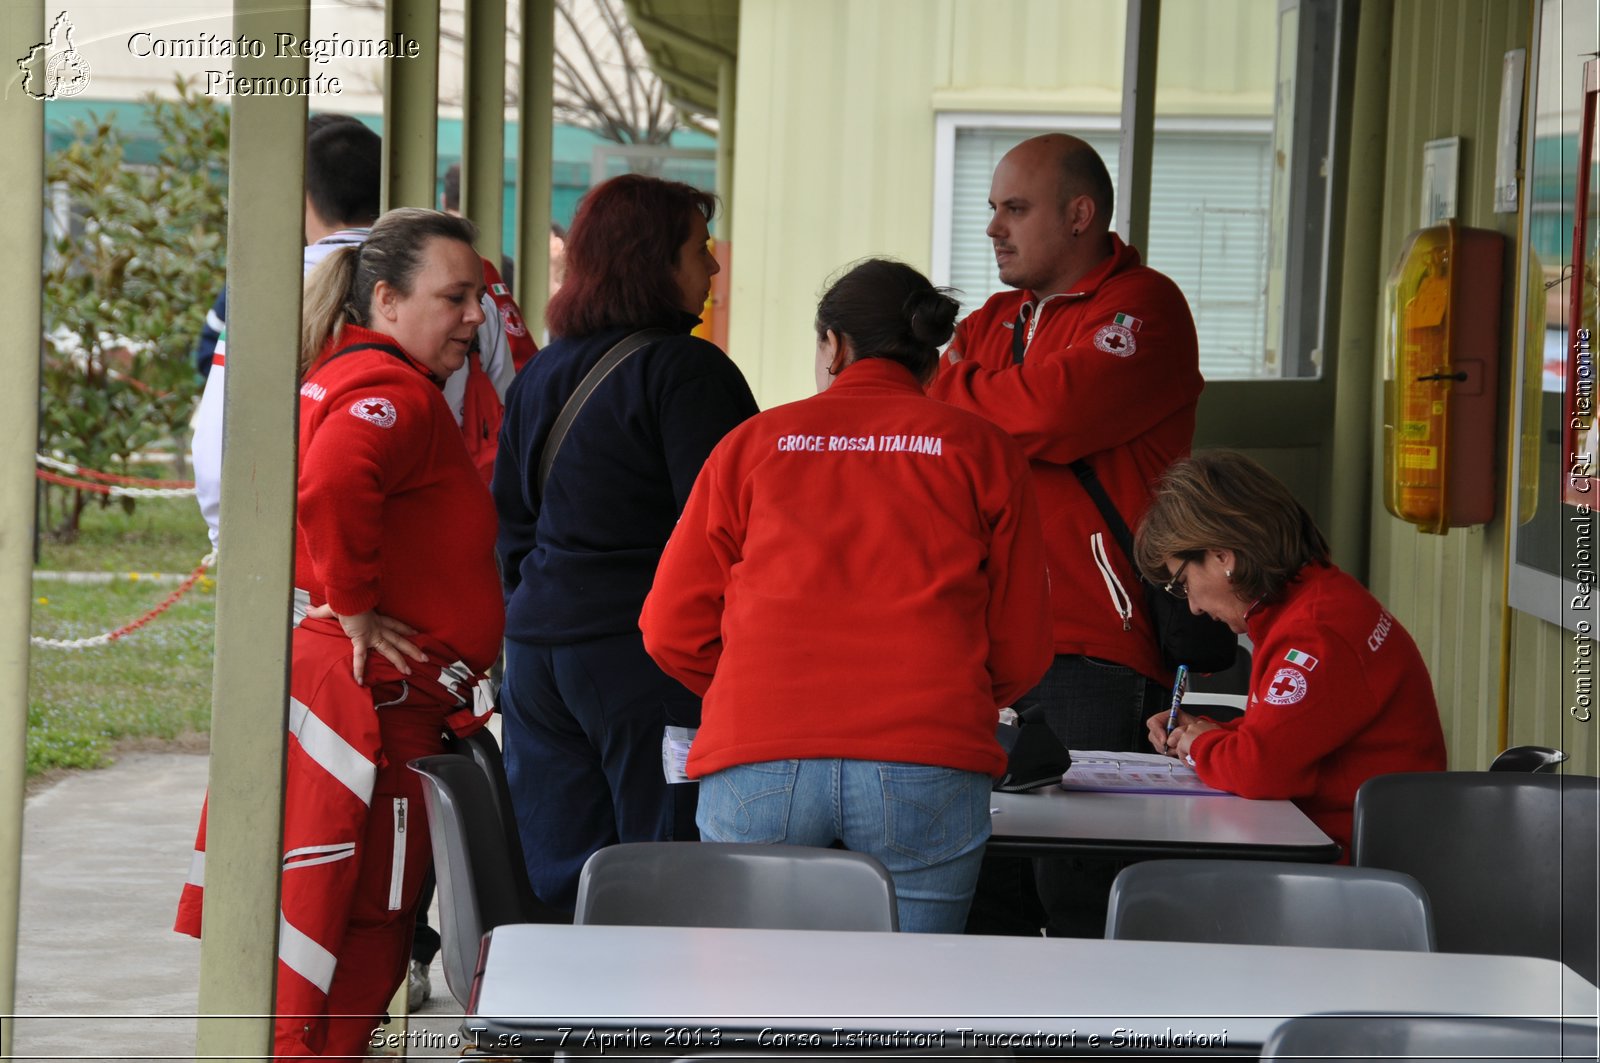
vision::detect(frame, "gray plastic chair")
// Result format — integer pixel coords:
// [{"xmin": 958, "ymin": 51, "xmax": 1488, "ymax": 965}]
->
[
  {"xmin": 574, "ymin": 842, "xmax": 899, "ymax": 931},
  {"xmin": 409, "ymin": 753, "xmax": 568, "ymax": 1007},
  {"xmin": 1261, "ymin": 1014, "xmax": 1600, "ymax": 1062},
  {"xmin": 1104, "ymin": 859, "xmax": 1435, "ymax": 951},
  {"xmin": 1489, "ymin": 744, "xmax": 1569, "ymax": 773},
  {"xmin": 442, "ymin": 727, "xmax": 542, "ymax": 916},
  {"xmin": 1353, "ymin": 772, "xmax": 1599, "ymax": 984},
  {"xmin": 1185, "ymin": 644, "xmax": 1252, "ymax": 722}
]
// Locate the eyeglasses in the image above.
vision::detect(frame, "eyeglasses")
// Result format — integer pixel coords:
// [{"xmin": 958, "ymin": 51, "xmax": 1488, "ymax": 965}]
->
[{"xmin": 1162, "ymin": 558, "xmax": 1192, "ymax": 599}]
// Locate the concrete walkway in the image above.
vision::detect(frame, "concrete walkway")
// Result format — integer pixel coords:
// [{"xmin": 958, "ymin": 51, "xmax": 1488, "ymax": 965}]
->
[{"xmin": 13, "ymin": 752, "xmax": 462, "ymax": 1062}]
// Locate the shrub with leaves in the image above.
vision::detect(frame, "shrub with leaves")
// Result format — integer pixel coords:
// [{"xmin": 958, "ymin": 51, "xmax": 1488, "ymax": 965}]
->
[{"xmin": 41, "ymin": 78, "xmax": 228, "ymax": 538}]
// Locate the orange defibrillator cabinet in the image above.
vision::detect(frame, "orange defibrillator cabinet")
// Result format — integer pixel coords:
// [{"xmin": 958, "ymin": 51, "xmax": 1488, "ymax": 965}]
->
[{"xmin": 1382, "ymin": 220, "xmax": 1505, "ymax": 533}]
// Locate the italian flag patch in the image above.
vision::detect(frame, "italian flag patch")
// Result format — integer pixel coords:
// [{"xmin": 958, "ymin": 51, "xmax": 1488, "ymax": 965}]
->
[
  {"xmin": 1112, "ymin": 313, "xmax": 1142, "ymax": 331},
  {"xmin": 491, "ymin": 283, "xmax": 509, "ymax": 296},
  {"xmin": 1283, "ymin": 649, "xmax": 1319, "ymax": 670}
]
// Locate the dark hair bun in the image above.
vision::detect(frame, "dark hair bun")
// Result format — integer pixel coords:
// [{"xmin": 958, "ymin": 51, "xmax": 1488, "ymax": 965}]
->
[
  {"xmin": 905, "ymin": 288, "xmax": 959, "ymax": 348},
  {"xmin": 815, "ymin": 258, "xmax": 958, "ymax": 381}
]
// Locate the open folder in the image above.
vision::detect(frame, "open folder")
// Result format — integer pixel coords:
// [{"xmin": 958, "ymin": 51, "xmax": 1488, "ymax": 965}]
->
[{"xmin": 1062, "ymin": 750, "xmax": 1228, "ymax": 795}]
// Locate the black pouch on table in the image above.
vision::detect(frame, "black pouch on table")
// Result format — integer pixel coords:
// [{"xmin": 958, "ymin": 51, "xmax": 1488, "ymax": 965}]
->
[{"xmin": 994, "ymin": 704, "xmax": 1072, "ymax": 793}]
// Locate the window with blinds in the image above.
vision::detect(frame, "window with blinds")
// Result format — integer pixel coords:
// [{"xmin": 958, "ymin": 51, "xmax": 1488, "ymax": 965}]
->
[{"xmin": 942, "ymin": 124, "xmax": 1277, "ymax": 380}]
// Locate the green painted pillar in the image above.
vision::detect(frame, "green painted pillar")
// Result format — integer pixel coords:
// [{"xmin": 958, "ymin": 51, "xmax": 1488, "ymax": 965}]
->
[
  {"xmin": 516, "ymin": 0, "xmax": 555, "ymax": 329},
  {"xmin": 462, "ymin": 0, "xmax": 507, "ymax": 263},
  {"xmin": 192, "ymin": 3, "xmax": 308, "ymax": 1058},
  {"xmin": 716, "ymin": 59, "xmax": 735, "ymax": 244},
  {"xmin": 1328, "ymin": 0, "xmax": 1394, "ymax": 579},
  {"xmin": 384, "ymin": 0, "xmax": 441, "ymax": 210},
  {"xmin": 1117, "ymin": 0, "xmax": 1160, "ymax": 251},
  {"xmin": 0, "ymin": 3, "xmax": 44, "ymax": 1055}
]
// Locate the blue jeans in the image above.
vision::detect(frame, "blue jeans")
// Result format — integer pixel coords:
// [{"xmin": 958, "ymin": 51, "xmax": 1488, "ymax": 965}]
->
[
  {"xmin": 696, "ymin": 759, "xmax": 992, "ymax": 934},
  {"xmin": 500, "ymin": 632, "xmax": 701, "ymax": 913}
]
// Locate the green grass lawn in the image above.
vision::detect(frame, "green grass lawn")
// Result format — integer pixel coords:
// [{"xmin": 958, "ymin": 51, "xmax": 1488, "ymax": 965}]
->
[
  {"xmin": 34, "ymin": 485, "xmax": 214, "ymax": 574},
  {"xmin": 29, "ymin": 493, "xmax": 217, "ymax": 775}
]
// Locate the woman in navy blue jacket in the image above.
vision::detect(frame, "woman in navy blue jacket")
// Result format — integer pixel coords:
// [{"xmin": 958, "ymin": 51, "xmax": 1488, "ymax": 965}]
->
[{"xmin": 491, "ymin": 174, "xmax": 758, "ymax": 912}]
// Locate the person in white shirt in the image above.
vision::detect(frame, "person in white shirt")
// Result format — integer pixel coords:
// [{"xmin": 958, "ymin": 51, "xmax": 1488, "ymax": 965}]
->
[{"xmin": 190, "ymin": 117, "xmax": 514, "ymax": 548}]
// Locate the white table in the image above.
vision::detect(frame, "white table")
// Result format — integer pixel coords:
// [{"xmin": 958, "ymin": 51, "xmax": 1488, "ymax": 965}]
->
[
  {"xmin": 466, "ymin": 923, "xmax": 1600, "ymax": 1055},
  {"xmin": 986, "ymin": 787, "xmax": 1340, "ymax": 861}
]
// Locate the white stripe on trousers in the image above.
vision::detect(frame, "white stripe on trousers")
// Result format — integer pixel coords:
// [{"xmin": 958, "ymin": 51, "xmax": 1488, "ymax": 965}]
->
[
  {"xmin": 278, "ymin": 913, "xmax": 338, "ymax": 994},
  {"xmin": 288, "ymin": 695, "xmax": 377, "ymax": 804}
]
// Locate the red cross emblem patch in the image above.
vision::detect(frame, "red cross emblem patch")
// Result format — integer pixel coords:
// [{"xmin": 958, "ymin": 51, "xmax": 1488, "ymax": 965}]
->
[
  {"xmin": 349, "ymin": 396, "xmax": 397, "ymax": 429},
  {"xmin": 1264, "ymin": 666, "xmax": 1308, "ymax": 706},
  {"xmin": 1093, "ymin": 322, "xmax": 1137, "ymax": 357}
]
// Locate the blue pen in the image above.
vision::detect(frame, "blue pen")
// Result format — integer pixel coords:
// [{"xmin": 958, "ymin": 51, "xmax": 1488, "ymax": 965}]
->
[{"xmin": 1164, "ymin": 663, "xmax": 1190, "ymax": 735}]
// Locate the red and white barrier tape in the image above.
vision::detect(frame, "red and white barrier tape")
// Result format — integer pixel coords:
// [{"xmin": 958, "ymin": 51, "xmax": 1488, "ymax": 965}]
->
[
  {"xmin": 35, "ymin": 454, "xmax": 195, "ymax": 498},
  {"xmin": 31, "ymin": 552, "xmax": 216, "ymax": 650}
]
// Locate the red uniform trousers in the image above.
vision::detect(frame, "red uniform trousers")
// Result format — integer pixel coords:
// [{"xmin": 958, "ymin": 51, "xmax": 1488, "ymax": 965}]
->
[{"xmin": 290, "ymin": 695, "xmax": 445, "ymax": 1060}]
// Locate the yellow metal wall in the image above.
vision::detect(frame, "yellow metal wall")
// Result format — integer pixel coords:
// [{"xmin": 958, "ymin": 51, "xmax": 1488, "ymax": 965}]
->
[
  {"xmin": 1365, "ymin": 0, "xmax": 1593, "ymax": 773},
  {"xmin": 730, "ymin": 0, "xmax": 943, "ymax": 404},
  {"xmin": 729, "ymin": 0, "xmax": 1275, "ymax": 409},
  {"xmin": 1152, "ymin": 0, "xmax": 1278, "ymax": 115},
  {"xmin": 935, "ymin": 0, "xmax": 1125, "ymax": 115}
]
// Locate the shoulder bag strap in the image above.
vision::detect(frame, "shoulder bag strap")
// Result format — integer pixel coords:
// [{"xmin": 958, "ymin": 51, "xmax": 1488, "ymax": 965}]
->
[
  {"xmin": 1070, "ymin": 458, "xmax": 1138, "ymax": 566},
  {"xmin": 312, "ymin": 340, "xmax": 415, "ymax": 374},
  {"xmin": 536, "ymin": 328, "xmax": 667, "ymax": 501}
]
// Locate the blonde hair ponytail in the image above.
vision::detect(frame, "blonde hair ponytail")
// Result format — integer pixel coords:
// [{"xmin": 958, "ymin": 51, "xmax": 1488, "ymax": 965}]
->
[{"xmin": 300, "ymin": 246, "xmax": 360, "ymax": 376}]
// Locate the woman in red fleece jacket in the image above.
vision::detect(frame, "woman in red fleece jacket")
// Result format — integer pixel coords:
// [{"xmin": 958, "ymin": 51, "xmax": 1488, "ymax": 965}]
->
[
  {"xmin": 641, "ymin": 259, "xmax": 1053, "ymax": 932},
  {"xmin": 276, "ymin": 208, "xmax": 503, "ymax": 1058},
  {"xmin": 1135, "ymin": 451, "xmax": 1446, "ymax": 857}
]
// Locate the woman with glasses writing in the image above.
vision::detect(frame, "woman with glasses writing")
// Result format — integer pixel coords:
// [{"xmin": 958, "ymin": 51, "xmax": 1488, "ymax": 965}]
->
[{"xmin": 1134, "ymin": 451, "xmax": 1445, "ymax": 856}]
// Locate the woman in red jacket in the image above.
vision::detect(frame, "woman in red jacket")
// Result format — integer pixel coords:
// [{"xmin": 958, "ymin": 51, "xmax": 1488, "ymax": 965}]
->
[
  {"xmin": 1135, "ymin": 451, "xmax": 1446, "ymax": 856},
  {"xmin": 178, "ymin": 208, "xmax": 504, "ymax": 1059},
  {"xmin": 641, "ymin": 259, "xmax": 1053, "ymax": 932},
  {"xmin": 290, "ymin": 208, "xmax": 505, "ymax": 1055}
]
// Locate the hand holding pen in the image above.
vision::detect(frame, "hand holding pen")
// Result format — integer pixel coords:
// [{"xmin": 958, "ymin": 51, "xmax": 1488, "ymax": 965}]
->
[
  {"xmin": 1147, "ymin": 665, "xmax": 1207, "ymax": 757},
  {"xmin": 1164, "ymin": 663, "xmax": 1190, "ymax": 736}
]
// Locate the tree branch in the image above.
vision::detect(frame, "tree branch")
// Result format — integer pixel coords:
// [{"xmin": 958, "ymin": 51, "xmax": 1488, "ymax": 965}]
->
[{"xmin": 335, "ymin": 0, "xmax": 686, "ymax": 145}]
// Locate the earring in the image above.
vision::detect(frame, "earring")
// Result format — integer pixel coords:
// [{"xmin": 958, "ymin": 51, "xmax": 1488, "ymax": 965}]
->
[
  {"xmin": 1224, "ymin": 569, "xmax": 1233, "ymax": 579},
  {"xmin": 1071, "ymin": 228, "xmax": 1081, "ymax": 237}
]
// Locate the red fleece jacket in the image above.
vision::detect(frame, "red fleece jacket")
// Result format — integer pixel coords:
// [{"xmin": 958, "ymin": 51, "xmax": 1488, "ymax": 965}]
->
[
  {"xmin": 1188, "ymin": 563, "xmax": 1448, "ymax": 856},
  {"xmin": 641, "ymin": 358, "xmax": 1053, "ymax": 779},
  {"xmin": 295, "ymin": 325, "xmax": 504, "ymax": 672},
  {"xmin": 929, "ymin": 235, "xmax": 1201, "ymax": 684}
]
